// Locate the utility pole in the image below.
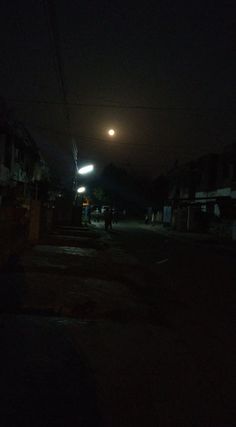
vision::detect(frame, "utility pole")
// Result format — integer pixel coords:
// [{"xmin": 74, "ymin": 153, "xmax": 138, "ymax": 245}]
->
[
  {"xmin": 43, "ymin": 0, "xmax": 78, "ymax": 177},
  {"xmin": 43, "ymin": 0, "xmax": 79, "ymax": 224}
]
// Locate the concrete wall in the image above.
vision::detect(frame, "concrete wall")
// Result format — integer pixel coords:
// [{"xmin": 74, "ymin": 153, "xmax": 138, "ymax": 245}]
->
[{"xmin": 0, "ymin": 207, "xmax": 29, "ymax": 266}]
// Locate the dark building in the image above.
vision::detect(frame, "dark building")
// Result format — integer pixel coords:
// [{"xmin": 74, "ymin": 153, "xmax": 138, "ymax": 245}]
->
[{"xmin": 165, "ymin": 144, "xmax": 236, "ymax": 237}]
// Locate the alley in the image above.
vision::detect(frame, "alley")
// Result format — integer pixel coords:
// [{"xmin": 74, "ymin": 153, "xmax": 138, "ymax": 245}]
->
[{"xmin": 0, "ymin": 222, "xmax": 235, "ymax": 426}]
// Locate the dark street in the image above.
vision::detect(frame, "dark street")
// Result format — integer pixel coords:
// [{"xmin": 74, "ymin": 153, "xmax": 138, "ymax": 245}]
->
[
  {"xmin": 0, "ymin": 221, "xmax": 235, "ymax": 426},
  {"xmin": 1, "ymin": 1, "xmax": 236, "ymax": 425}
]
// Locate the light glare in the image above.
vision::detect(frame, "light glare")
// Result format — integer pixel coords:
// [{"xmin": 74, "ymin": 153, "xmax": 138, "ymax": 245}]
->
[
  {"xmin": 77, "ymin": 186, "xmax": 86, "ymax": 193},
  {"xmin": 78, "ymin": 164, "xmax": 94, "ymax": 175},
  {"xmin": 108, "ymin": 129, "xmax": 115, "ymax": 136}
]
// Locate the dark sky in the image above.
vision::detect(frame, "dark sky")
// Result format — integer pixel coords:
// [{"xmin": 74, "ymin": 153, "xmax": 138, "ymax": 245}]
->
[{"xmin": 0, "ymin": 0, "xmax": 236, "ymax": 180}]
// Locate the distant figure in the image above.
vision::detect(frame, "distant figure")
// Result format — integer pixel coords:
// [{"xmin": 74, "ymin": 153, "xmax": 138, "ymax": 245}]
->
[
  {"xmin": 95, "ymin": 208, "xmax": 100, "ymax": 222},
  {"xmin": 151, "ymin": 212, "xmax": 155, "ymax": 226},
  {"xmin": 104, "ymin": 208, "xmax": 113, "ymax": 231},
  {"xmin": 113, "ymin": 209, "xmax": 119, "ymax": 224},
  {"xmin": 92, "ymin": 207, "xmax": 100, "ymax": 223},
  {"xmin": 145, "ymin": 207, "xmax": 152, "ymax": 224},
  {"xmin": 87, "ymin": 206, "xmax": 91, "ymax": 224}
]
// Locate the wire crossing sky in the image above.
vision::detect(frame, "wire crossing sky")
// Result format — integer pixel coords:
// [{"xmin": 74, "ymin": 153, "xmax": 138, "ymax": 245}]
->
[{"xmin": 0, "ymin": 0, "xmax": 235, "ymax": 179}]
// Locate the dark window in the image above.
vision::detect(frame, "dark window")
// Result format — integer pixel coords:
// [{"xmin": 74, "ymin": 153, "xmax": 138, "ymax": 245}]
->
[
  {"xmin": 0, "ymin": 139, "xmax": 4, "ymax": 163},
  {"xmin": 222, "ymin": 162, "xmax": 228, "ymax": 179},
  {"xmin": 209, "ymin": 164, "xmax": 217, "ymax": 187},
  {"xmin": 15, "ymin": 148, "xmax": 24, "ymax": 162},
  {"xmin": 4, "ymin": 135, "xmax": 12, "ymax": 168}
]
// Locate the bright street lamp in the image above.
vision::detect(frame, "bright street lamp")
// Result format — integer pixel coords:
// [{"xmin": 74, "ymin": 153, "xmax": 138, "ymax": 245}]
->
[
  {"xmin": 78, "ymin": 164, "xmax": 94, "ymax": 175},
  {"xmin": 77, "ymin": 186, "xmax": 86, "ymax": 194}
]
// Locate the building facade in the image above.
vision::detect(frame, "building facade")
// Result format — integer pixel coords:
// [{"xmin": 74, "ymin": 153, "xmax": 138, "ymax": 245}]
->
[
  {"xmin": 0, "ymin": 118, "xmax": 49, "ymax": 207},
  {"xmin": 166, "ymin": 144, "xmax": 236, "ymax": 237}
]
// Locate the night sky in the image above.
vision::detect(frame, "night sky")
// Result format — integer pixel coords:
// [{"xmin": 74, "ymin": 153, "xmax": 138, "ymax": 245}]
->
[{"xmin": 1, "ymin": 0, "xmax": 235, "ymax": 181}]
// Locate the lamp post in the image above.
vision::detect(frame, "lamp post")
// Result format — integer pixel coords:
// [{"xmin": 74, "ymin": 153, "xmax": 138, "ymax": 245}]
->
[
  {"xmin": 77, "ymin": 186, "xmax": 86, "ymax": 194},
  {"xmin": 74, "ymin": 163, "xmax": 94, "ymax": 199},
  {"xmin": 78, "ymin": 164, "xmax": 94, "ymax": 175},
  {"xmin": 72, "ymin": 164, "xmax": 94, "ymax": 226}
]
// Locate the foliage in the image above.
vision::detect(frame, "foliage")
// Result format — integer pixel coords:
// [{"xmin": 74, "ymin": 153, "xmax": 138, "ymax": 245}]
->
[
  {"xmin": 90, "ymin": 163, "xmax": 149, "ymax": 212},
  {"xmin": 92, "ymin": 186, "xmax": 111, "ymax": 205}
]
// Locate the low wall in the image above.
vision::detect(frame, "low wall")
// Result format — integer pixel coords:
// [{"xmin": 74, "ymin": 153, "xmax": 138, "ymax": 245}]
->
[{"xmin": 0, "ymin": 207, "xmax": 29, "ymax": 267}]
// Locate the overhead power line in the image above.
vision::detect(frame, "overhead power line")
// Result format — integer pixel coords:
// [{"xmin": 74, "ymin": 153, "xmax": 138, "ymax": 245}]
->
[
  {"xmin": 43, "ymin": 0, "xmax": 69, "ymax": 123},
  {"xmin": 43, "ymin": 0, "xmax": 78, "ymax": 169},
  {"xmin": 6, "ymin": 97, "xmax": 236, "ymax": 114},
  {"xmin": 29, "ymin": 124, "xmax": 156, "ymax": 147}
]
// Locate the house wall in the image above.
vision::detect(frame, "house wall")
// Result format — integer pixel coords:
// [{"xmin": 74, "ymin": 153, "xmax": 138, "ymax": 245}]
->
[
  {"xmin": 168, "ymin": 146, "xmax": 236, "ymax": 203},
  {"xmin": 0, "ymin": 129, "xmax": 42, "ymax": 206},
  {"xmin": 0, "ymin": 134, "xmax": 10, "ymax": 184},
  {"xmin": 166, "ymin": 144, "xmax": 236, "ymax": 238}
]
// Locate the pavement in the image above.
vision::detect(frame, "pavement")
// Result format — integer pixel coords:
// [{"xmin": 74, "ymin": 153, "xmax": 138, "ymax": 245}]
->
[
  {"xmin": 125, "ymin": 219, "xmax": 236, "ymax": 250},
  {"xmin": 0, "ymin": 221, "xmax": 235, "ymax": 426}
]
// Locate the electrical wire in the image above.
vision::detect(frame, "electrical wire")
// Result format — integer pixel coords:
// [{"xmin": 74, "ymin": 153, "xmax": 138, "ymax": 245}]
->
[{"xmin": 6, "ymin": 97, "xmax": 236, "ymax": 114}]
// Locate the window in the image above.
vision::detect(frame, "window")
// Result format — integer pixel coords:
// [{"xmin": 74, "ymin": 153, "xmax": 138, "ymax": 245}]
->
[
  {"xmin": 4, "ymin": 135, "xmax": 12, "ymax": 169},
  {"xmin": 222, "ymin": 162, "xmax": 229, "ymax": 179},
  {"xmin": 0, "ymin": 134, "xmax": 6, "ymax": 164}
]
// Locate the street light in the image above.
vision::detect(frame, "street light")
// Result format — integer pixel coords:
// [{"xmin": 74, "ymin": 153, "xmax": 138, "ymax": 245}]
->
[
  {"xmin": 77, "ymin": 186, "xmax": 86, "ymax": 194},
  {"xmin": 78, "ymin": 164, "xmax": 94, "ymax": 175}
]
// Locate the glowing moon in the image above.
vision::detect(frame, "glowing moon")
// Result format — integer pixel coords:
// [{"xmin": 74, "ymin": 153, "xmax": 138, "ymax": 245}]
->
[{"xmin": 108, "ymin": 129, "xmax": 115, "ymax": 136}]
